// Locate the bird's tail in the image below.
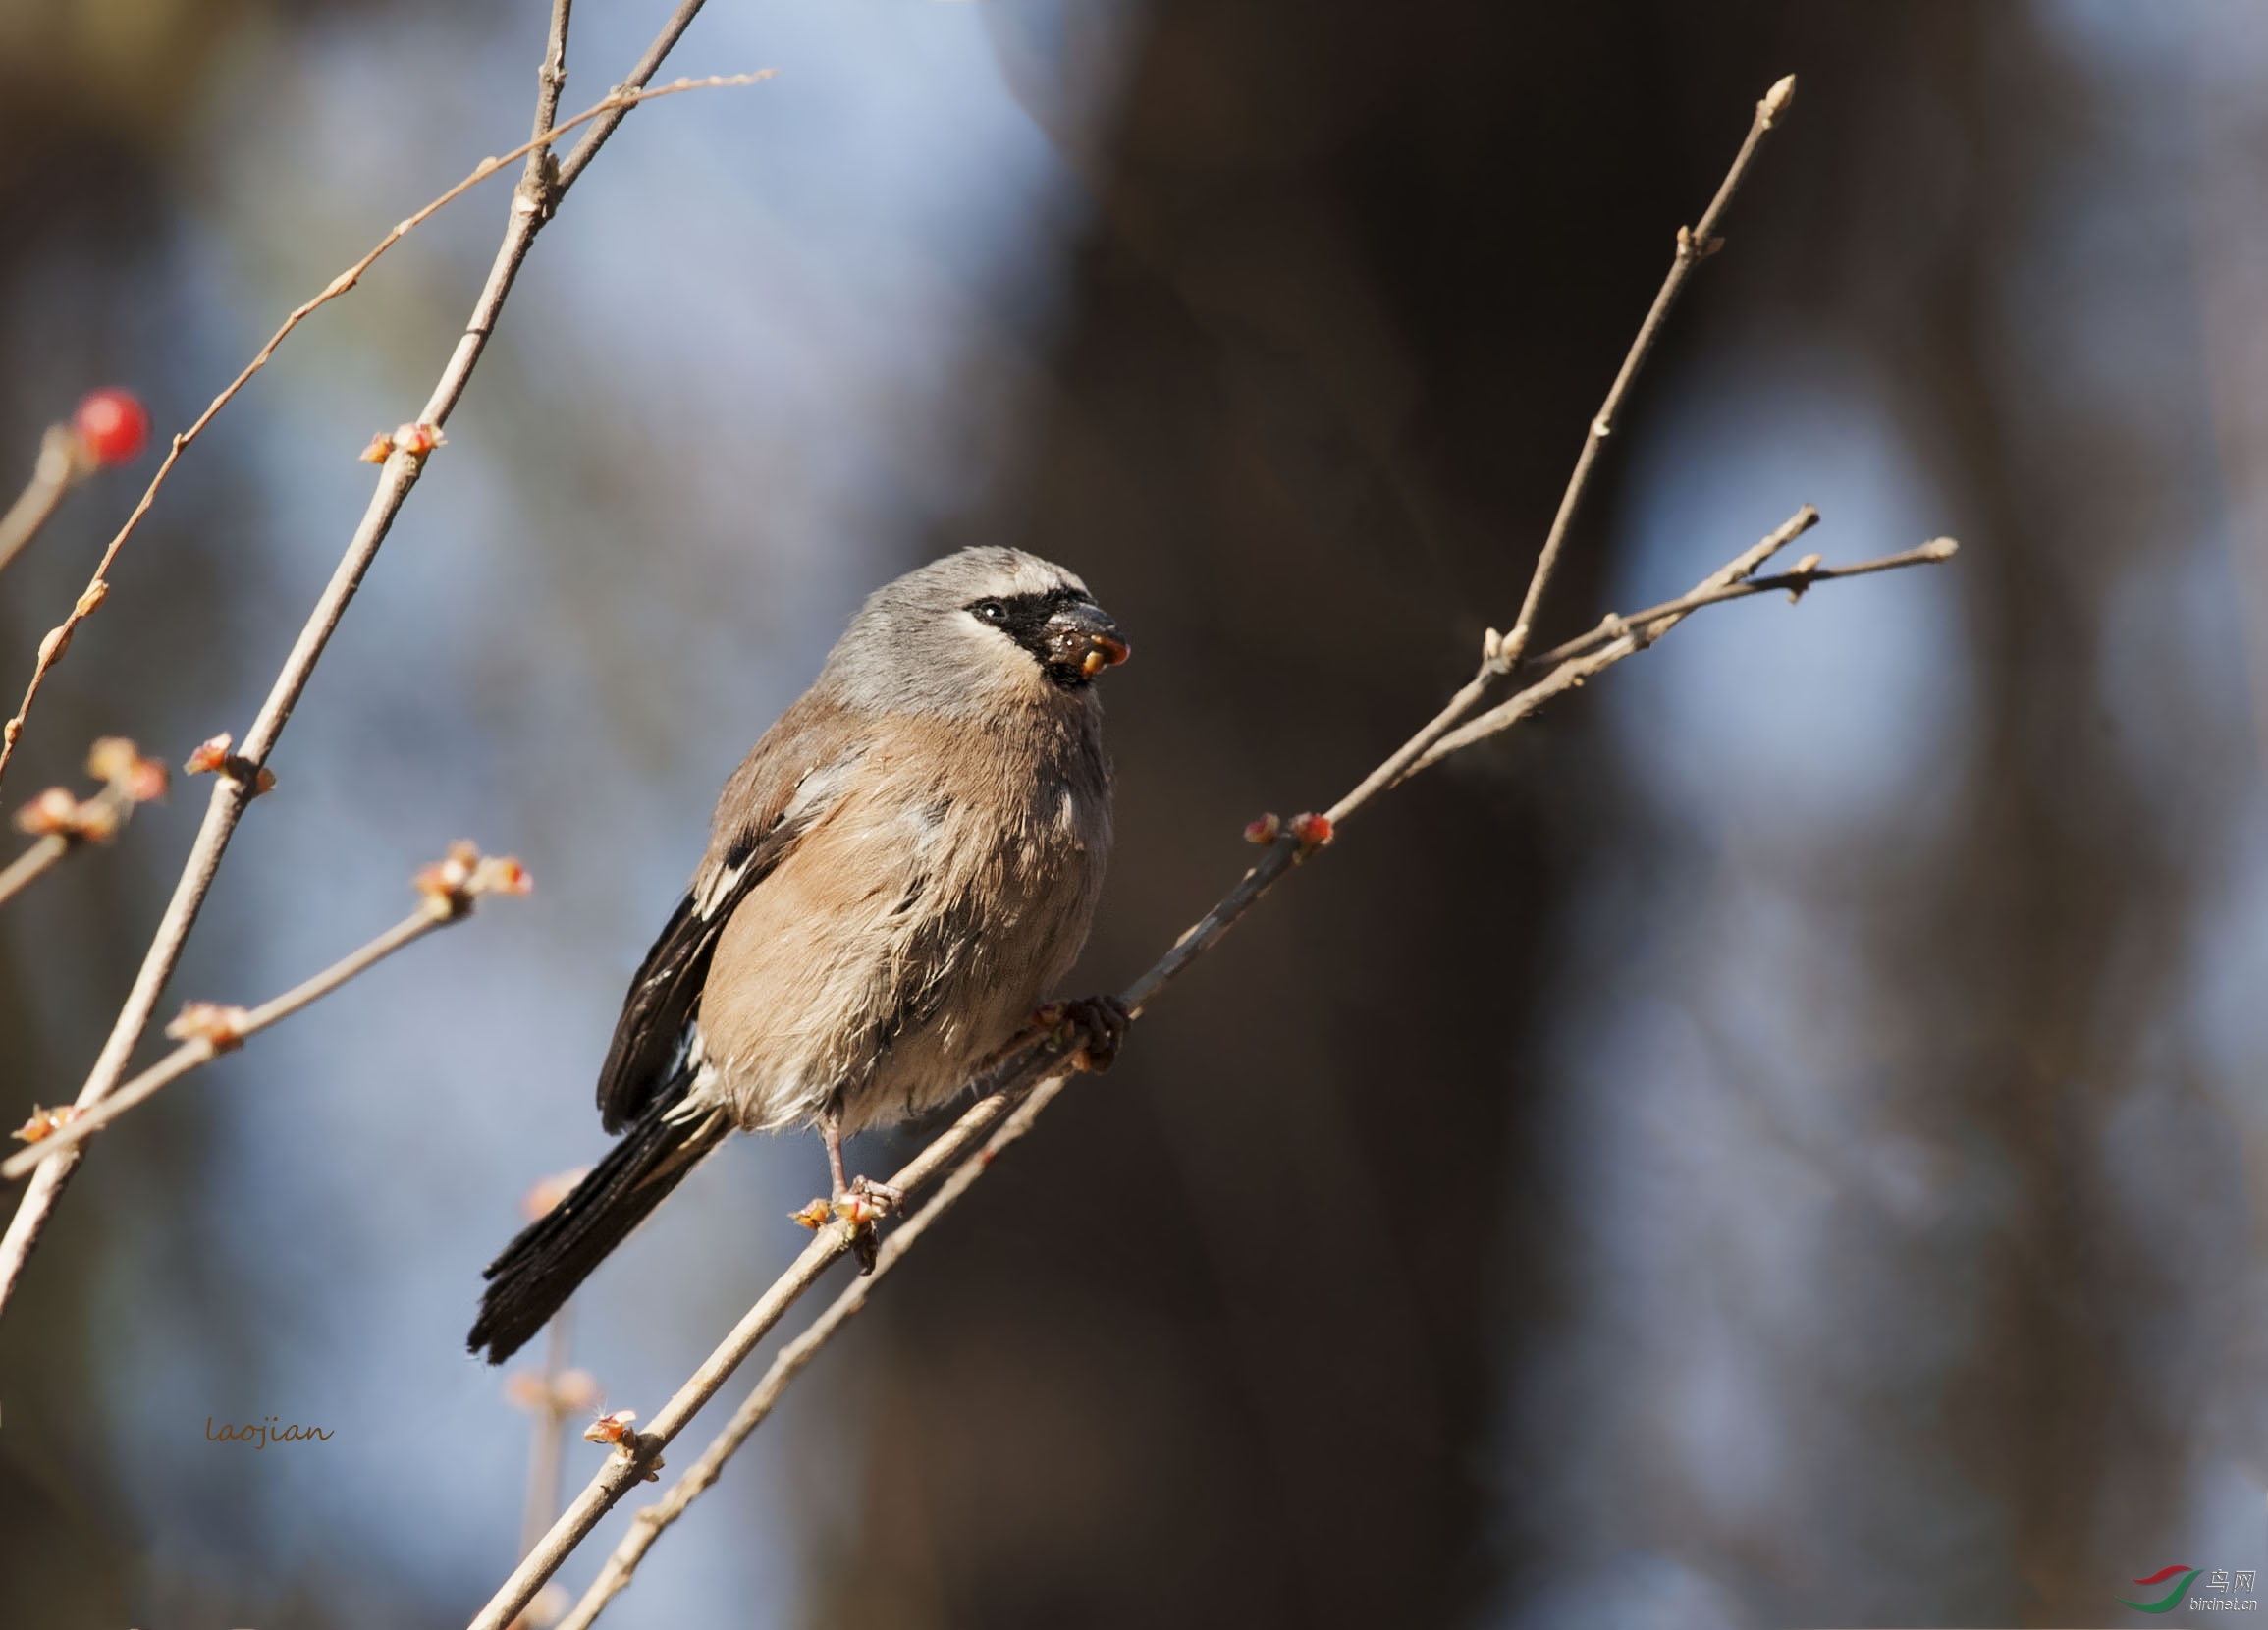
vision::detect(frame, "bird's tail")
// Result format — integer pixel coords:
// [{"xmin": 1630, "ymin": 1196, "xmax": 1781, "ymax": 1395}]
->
[{"xmin": 468, "ymin": 1069, "xmax": 728, "ymax": 1365}]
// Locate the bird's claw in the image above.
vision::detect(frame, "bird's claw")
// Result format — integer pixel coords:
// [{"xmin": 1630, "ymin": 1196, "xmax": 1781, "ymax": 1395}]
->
[
  {"xmin": 850, "ymin": 1173, "xmax": 904, "ymax": 1209},
  {"xmin": 1037, "ymin": 994, "xmax": 1130, "ymax": 1073}
]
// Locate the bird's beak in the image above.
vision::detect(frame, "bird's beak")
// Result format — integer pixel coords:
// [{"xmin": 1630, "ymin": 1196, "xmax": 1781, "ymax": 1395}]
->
[{"xmin": 1045, "ymin": 603, "xmax": 1131, "ymax": 679}]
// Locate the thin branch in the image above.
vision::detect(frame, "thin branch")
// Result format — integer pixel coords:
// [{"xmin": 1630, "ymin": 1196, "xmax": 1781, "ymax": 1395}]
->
[
  {"xmin": 0, "ymin": 790, "xmax": 126, "ymax": 913},
  {"xmin": 0, "ymin": 832, "xmax": 69, "ymax": 910},
  {"xmin": 465, "ymin": 508, "xmax": 1959, "ymax": 1630},
  {"xmin": 1322, "ymin": 77, "xmax": 1797, "ymax": 826},
  {"xmin": 1, "ymin": 846, "xmax": 527, "ymax": 1180},
  {"xmin": 1322, "ymin": 505, "xmax": 1815, "ymax": 831},
  {"xmin": 0, "ymin": 737, "xmax": 169, "ymax": 911},
  {"xmin": 555, "ymin": 1075, "xmax": 1068, "ymax": 1630},
  {"xmin": 0, "ymin": 0, "xmax": 723, "ymax": 1322},
  {"xmin": 0, "ymin": 66, "xmax": 772, "ymax": 794},
  {"xmin": 1412, "ymin": 530, "xmax": 1959, "ymax": 772},
  {"xmin": 556, "ymin": 0, "xmax": 713, "ymax": 191},
  {"xmin": 1498, "ymin": 72, "xmax": 1796, "ymax": 669},
  {"xmin": 1526, "ymin": 535, "xmax": 1957, "ymax": 675},
  {"xmin": 0, "ymin": 427, "xmax": 78, "ymax": 579},
  {"xmin": 465, "ymin": 1035, "xmax": 1079, "ymax": 1630}
]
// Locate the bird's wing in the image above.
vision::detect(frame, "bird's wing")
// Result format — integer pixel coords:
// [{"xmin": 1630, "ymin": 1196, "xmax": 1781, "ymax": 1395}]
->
[{"xmin": 596, "ymin": 696, "xmax": 868, "ymax": 1131}]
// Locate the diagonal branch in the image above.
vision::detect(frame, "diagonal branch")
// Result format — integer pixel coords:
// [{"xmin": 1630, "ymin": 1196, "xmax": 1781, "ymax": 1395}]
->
[
  {"xmin": 0, "ymin": 736, "xmax": 169, "ymax": 911},
  {"xmin": 1412, "ymin": 532, "xmax": 1960, "ymax": 772},
  {"xmin": 1498, "ymin": 72, "xmax": 1796, "ymax": 669},
  {"xmin": 554, "ymin": 1073, "xmax": 1066, "ymax": 1630},
  {"xmin": 464, "ymin": 1031, "xmax": 1081, "ymax": 1630},
  {"xmin": 465, "ymin": 505, "xmax": 1958, "ymax": 1630},
  {"xmin": 0, "ymin": 427, "xmax": 79, "ymax": 580},
  {"xmin": 0, "ymin": 64, "xmax": 769, "ymax": 793},
  {"xmin": 1326, "ymin": 76, "xmax": 1799, "ymax": 828},
  {"xmin": 0, "ymin": 0, "xmax": 724, "ymax": 1324},
  {"xmin": 1, "ymin": 844, "xmax": 529, "ymax": 1180}
]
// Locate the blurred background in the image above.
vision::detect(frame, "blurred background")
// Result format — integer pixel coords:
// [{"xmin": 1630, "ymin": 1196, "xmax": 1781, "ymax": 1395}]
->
[{"xmin": 0, "ymin": 0, "xmax": 2258, "ymax": 1625}]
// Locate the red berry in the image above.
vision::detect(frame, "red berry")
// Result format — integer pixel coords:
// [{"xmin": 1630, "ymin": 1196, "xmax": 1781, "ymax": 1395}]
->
[{"xmin": 73, "ymin": 388, "xmax": 149, "ymax": 467}]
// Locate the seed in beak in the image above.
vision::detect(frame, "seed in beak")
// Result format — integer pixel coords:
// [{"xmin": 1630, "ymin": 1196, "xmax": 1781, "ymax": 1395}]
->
[{"xmin": 1079, "ymin": 633, "xmax": 1130, "ymax": 677}]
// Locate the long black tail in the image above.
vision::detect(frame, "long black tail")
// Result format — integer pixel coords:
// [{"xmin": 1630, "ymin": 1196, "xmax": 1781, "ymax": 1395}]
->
[{"xmin": 468, "ymin": 1070, "xmax": 728, "ymax": 1364}]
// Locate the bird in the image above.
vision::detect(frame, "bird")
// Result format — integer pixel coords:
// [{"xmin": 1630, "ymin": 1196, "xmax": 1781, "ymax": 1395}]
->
[{"xmin": 467, "ymin": 547, "xmax": 1130, "ymax": 1365}]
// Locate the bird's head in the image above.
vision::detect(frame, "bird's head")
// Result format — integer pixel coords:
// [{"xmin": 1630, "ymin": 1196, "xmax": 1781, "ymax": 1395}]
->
[{"xmin": 823, "ymin": 547, "xmax": 1130, "ymax": 717}]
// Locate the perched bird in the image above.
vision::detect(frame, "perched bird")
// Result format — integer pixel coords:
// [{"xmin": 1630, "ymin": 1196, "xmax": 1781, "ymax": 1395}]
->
[{"xmin": 468, "ymin": 547, "xmax": 1130, "ymax": 1364}]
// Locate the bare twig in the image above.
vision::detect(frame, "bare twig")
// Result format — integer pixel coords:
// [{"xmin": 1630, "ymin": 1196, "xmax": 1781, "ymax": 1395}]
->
[
  {"xmin": 0, "ymin": 0, "xmax": 726, "ymax": 1321},
  {"xmin": 0, "ymin": 789, "xmax": 124, "ymax": 912},
  {"xmin": 0, "ymin": 67, "xmax": 772, "ymax": 794},
  {"xmin": 1413, "ymin": 530, "xmax": 1958, "ymax": 772},
  {"xmin": 555, "ymin": 1076, "xmax": 1068, "ymax": 1630},
  {"xmin": 465, "ymin": 1033, "xmax": 1081, "ymax": 1630},
  {"xmin": 0, "ymin": 832, "xmax": 69, "ymax": 911},
  {"xmin": 1, "ymin": 844, "xmax": 527, "ymax": 1180},
  {"xmin": 0, "ymin": 736, "xmax": 169, "ymax": 911},
  {"xmin": 1498, "ymin": 72, "xmax": 1797, "ymax": 670},
  {"xmin": 0, "ymin": 427, "xmax": 79, "ymax": 578},
  {"xmin": 1323, "ymin": 82, "xmax": 1797, "ymax": 828}
]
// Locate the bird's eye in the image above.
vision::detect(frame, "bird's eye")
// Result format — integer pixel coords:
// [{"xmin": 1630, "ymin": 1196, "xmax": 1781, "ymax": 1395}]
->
[{"xmin": 972, "ymin": 599, "xmax": 1007, "ymax": 624}]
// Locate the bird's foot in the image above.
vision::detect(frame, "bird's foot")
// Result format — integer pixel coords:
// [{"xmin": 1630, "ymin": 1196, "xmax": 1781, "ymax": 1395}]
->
[
  {"xmin": 789, "ymin": 1175, "xmax": 903, "ymax": 1274},
  {"xmin": 1032, "ymin": 994, "xmax": 1131, "ymax": 1073}
]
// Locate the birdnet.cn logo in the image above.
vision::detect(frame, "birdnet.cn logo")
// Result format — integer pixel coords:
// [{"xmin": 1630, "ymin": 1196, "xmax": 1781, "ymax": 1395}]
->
[{"xmin": 2121, "ymin": 1565, "xmax": 2258, "ymax": 1613}]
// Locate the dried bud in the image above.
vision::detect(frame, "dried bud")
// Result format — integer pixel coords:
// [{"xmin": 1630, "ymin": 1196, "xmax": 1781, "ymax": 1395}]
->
[
  {"xmin": 87, "ymin": 737, "xmax": 167, "ymax": 804},
  {"xmin": 10, "ymin": 1104, "xmax": 77, "ymax": 1144},
  {"xmin": 15, "ymin": 786, "xmax": 118, "ymax": 842},
  {"xmin": 17, "ymin": 787, "xmax": 80, "ymax": 837},
  {"xmin": 520, "ymin": 1167, "xmax": 590, "ymax": 1221},
  {"xmin": 252, "ymin": 766, "xmax": 277, "ymax": 795},
  {"xmin": 583, "ymin": 1409, "xmax": 637, "ymax": 1446},
  {"xmin": 392, "ymin": 421, "xmax": 445, "ymax": 459},
  {"xmin": 471, "ymin": 855, "xmax": 533, "ymax": 896},
  {"xmin": 166, "ymin": 1001, "xmax": 251, "ymax": 1052},
  {"xmin": 414, "ymin": 842, "xmax": 533, "ymax": 915},
  {"xmin": 1760, "ymin": 74, "xmax": 1797, "ymax": 126},
  {"xmin": 1288, "ymin": 812, "xmax": 1334, "ymax": 849},
  {"xmin": 414, "ymin": 842, "xmax": 480, "ymax": 910},
  {"xmin": 1243, "ymin": 813, "xmax": 1281, "ymax": 845},
  {"xmin": 357, "ymin": 432, "xmax": 394, "ymax": 464},
  {"xmin": 184, "ymin": 733, "xmax": 233, "ymax": 775},
  {"xmin": 75, "ymin": 580, "xmax": 108, "ymax": 617}
]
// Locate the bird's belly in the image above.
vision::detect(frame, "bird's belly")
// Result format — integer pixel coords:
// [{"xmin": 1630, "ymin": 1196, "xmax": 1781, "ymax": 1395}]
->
[{"xmin": 694, "ymin": 797, "xmax": 1101, "ymax": 1137}]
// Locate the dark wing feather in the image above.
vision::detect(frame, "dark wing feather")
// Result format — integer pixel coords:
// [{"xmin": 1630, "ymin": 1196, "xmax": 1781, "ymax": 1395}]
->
[
  {"xmin": 595, "ymin": 696, "xmax": 867, "ymax": 1131},
  {"xmin": 593, "ymin": 878, "xmax": 752, "ymax": 1131}
]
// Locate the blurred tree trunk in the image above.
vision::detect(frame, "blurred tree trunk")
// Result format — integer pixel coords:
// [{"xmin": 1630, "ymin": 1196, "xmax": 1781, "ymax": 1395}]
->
[{"xmin": 814, "ymin": 4, "xmax": 2203, "ymax": 1627}]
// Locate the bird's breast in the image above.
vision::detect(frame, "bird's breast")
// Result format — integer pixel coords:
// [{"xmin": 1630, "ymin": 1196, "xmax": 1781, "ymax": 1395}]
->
[{"xmin": 696, "ymin": 715, "xmax": 1110, "ymax": 1136}]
